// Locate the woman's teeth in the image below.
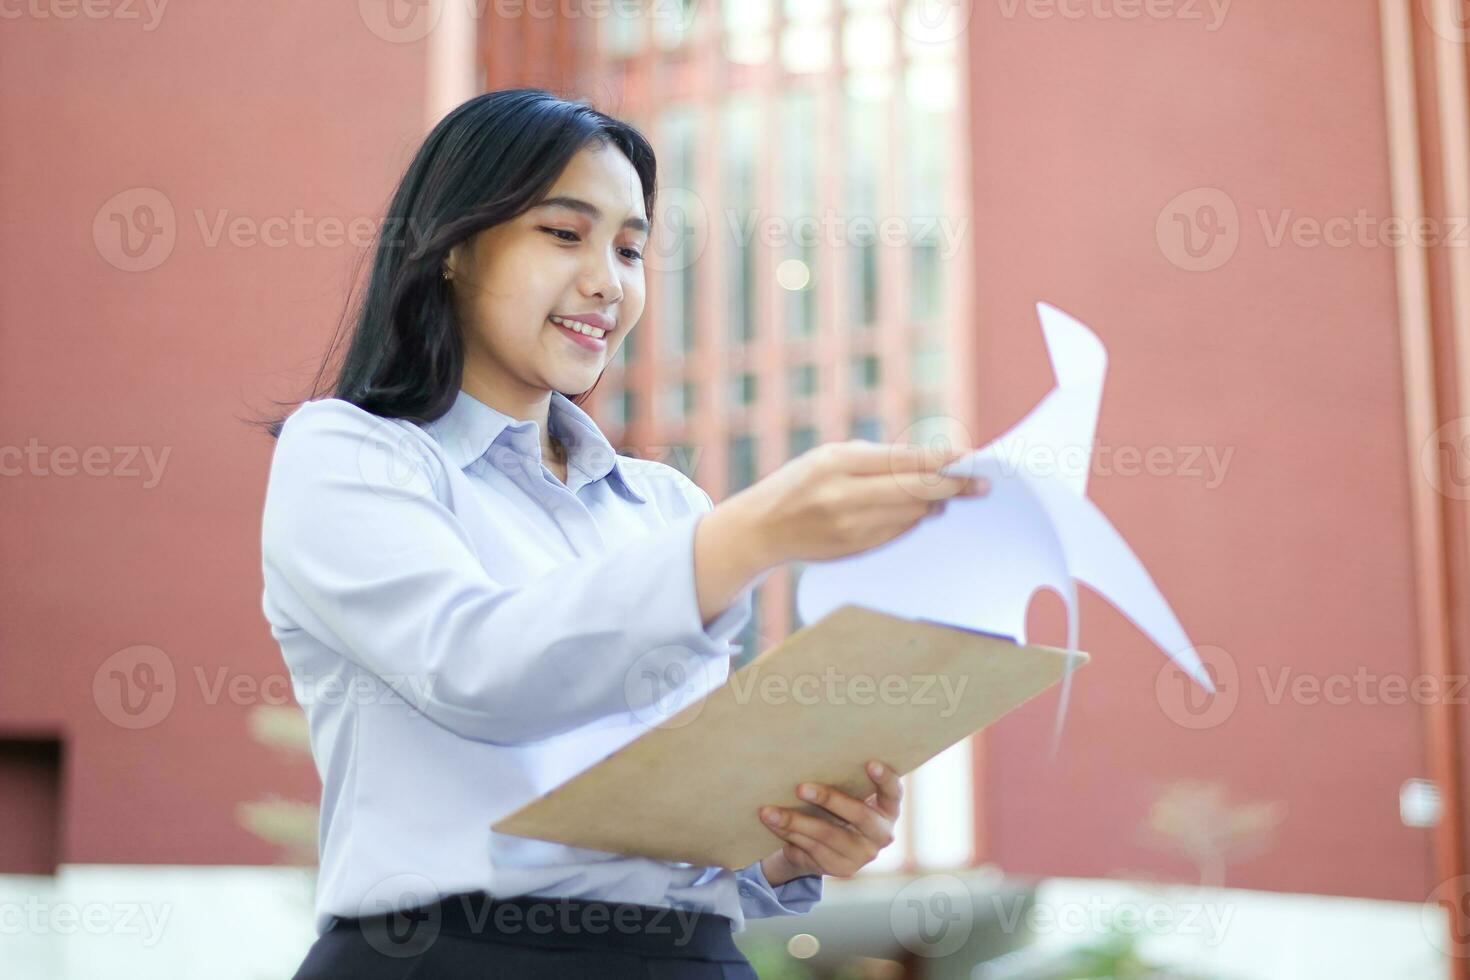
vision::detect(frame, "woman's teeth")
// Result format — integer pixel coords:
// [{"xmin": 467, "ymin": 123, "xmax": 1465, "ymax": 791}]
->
[{"xmin": 549, "ymin": 315, "xmax": 607, "ymax": 339}]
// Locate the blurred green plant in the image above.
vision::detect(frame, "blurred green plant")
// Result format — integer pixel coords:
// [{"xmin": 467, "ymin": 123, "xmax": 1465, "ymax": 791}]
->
[
  {"xmin": 236, "ymin": 704, "xmax": 319, "ymax": 865},
  {"xmin": 1139, "ymin": 781, "xmax": 1285, "ymax": 888}
]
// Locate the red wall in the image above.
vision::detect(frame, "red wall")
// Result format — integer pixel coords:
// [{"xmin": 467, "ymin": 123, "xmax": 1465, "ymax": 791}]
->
[
  {"xmin": 970, "ymin": 2, "xmax": 1433, "ymax": 899},
  {"xmin": 0, "ymin": 5, "xmax": 430, "ymax": 864}
]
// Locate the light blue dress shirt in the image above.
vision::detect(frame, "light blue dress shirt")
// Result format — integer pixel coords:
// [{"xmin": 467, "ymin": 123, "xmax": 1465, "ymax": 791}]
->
[{"xmin": 260, "ymin": 387, "xmax": 822, "ymax": 937}]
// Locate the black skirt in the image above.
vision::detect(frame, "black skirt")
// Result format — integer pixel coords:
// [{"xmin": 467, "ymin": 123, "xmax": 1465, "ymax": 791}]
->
[{"xmin": 291, "ymin": 891, "xmax": 760, "ymax": 980}]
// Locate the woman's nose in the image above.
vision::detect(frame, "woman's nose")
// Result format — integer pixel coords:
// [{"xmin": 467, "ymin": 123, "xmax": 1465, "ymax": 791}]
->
[{"xmin": 580, "ymin": 250, "xmax": 624, "ymax": 304}]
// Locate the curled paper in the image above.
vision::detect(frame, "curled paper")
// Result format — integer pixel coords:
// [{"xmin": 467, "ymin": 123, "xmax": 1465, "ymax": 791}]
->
[{"xmin": 795, "ymin": 303, "xmax": 1214, "ymax": 741}]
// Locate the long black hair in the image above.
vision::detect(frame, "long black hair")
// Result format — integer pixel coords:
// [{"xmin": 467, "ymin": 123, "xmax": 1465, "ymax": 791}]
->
[{"xmin": 251, "ymin": 88, "xmax": 657, "ymax": 439}]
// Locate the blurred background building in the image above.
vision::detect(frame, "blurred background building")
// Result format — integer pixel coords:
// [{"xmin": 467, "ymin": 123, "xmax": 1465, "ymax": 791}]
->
[{"xmin": 5, "ymin": 0, "xmax": 1470, "ymax": 977}]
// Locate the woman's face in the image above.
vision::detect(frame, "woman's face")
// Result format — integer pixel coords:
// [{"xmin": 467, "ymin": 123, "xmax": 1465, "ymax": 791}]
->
[{"xmin": 446, "ymin": 141, "xmax": 649, "ymax": 399}]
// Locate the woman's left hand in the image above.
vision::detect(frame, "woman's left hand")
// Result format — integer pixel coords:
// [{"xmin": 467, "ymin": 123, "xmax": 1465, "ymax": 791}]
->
[{"xmin": 757, "ymin": 759, "xmax": 902, "ymax": 884}]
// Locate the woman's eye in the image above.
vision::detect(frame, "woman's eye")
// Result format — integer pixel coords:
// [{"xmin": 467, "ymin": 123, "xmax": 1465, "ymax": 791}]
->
[
  {"xmin": 540, "ymin": 227, "xmax": 580, "ymax": 243},
  {"xmin": 620, "ymin": 247, "xmax": 644, "ymax": 262}
]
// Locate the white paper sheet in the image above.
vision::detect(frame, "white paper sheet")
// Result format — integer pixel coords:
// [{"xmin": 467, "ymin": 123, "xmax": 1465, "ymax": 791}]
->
[{"xmin": 795, "ymin": 302, "xmax": 1214, "ymax": 741}]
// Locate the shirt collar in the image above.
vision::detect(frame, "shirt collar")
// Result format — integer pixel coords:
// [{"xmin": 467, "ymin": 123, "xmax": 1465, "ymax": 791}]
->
[{"xmin": 423, "ymin": 388, "xmax": 647, "ymax": 504}]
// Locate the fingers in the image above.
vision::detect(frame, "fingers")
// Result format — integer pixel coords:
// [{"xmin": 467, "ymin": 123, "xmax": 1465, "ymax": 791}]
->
[
  {"xmin": 832, "ymin": 441, "xmax": 973, "ymax": 477},
  {"xmin": 854, "ymin": 469, "xmax": 990, "ymax": 505},
  {"xmin": 760, "ymin": 806, "xmax": 876, "ymax": 876},
  {"xmin": 793, "ymin": 779, "xmax": 896, "ymax": 846},
  {"xmin": 773, "ymin": 826, "xmax": 867, "ymax": 877},
  {"xmin": 865, "ymin": 760, "xmax": 904, "ymax": 820}
]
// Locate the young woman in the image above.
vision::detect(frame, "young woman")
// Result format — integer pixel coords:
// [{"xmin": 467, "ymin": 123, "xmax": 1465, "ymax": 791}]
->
[{"xmin": 260, "ymin": 88, "xmax": 985, "ymax": 979}]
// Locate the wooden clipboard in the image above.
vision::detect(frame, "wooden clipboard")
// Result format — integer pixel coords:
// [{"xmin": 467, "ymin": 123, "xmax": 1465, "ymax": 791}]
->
[{"xmin": 491, "ymin": 604, "xmax": 1087, "ymax": 869}]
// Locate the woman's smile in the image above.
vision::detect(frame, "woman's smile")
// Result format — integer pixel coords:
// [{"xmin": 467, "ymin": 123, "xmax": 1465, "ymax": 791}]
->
[{"xmin": 548, "ymin": 314, "xmax": 609, "ymax": 352}]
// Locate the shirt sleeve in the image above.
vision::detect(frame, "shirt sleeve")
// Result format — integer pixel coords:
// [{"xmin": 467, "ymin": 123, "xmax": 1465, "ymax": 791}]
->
[
  {"xmin": 734, "ymin": 859, "xmax": 823, "ymax": 918},
  {"xmin": 260, "ymin": 401, "xmax": 755, "ymax": 745}
]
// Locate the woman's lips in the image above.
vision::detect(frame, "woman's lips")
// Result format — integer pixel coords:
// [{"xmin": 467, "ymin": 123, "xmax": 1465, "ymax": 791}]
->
[{"xmin": 549, "ymin": 317, "xmax": 607, "ymax": 352}]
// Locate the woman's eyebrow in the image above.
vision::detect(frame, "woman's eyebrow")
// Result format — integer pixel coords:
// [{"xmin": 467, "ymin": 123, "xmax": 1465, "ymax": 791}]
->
[{"xmin": 535, "ymin": 195, "xmax": 649, "ymax": 234}]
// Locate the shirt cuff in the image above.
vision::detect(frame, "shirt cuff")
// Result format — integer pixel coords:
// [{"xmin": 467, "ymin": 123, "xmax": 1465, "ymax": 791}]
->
[{"xmin": 734, "ymin": 859, "xmax": 823, "ymax": 918}]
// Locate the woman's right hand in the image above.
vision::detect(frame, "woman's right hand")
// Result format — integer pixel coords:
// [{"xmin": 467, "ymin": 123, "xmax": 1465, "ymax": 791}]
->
[
  {"xmin": 738, "ymin": 440, "xmax": 989, "ymax": 566},
  {"xmin": 694, "ymin": 441, "xmax": 989, "ymax": 625}
]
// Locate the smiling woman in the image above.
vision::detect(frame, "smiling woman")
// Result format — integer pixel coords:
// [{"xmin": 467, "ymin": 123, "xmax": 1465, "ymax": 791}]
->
[
  {"xmin": 255, "ymin": 87, "xmax": 965, "ymax": 980},
  {"xmin": 255, "ymin": 89, "xmax": 824, "ymax": 980},
  {"xmin": 440, "ymin": 146, "xmax": 651, "ymax": 482}
]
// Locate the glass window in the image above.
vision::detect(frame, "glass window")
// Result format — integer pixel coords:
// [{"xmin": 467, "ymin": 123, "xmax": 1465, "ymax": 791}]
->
[
  {"xmin": 844, "ymin": 90, "xmax": 882, "ymax": 328},
  {"xmin": 599, "ymin": 1, "xmax": 646, "ymax": 58},
  {"xmin": 789, "ymin": 362, "xmax": 818, "ymax": 398},
  {"xmin": 653, "ymin": 0, "xmax": 700, "ymax": 51},
  {"xmin": 788, "ymin": 559, "xmax": 809, "ymax": 627},
  {"xmin": 911, "ymin": 345, "xmax": 944, "ymax": 390},
  {"xmin": 664, "ymin": 379, "xmax": 696, "ymax": 423},
  {"xmin": 724, "ymin": 97, "xmax": 760, "ymax": 346},
  {"xmin": 603, "ymin": 380, "xmax": 626, "ymax": 426},
  {"xmin": 620, "ymin": 389, "xmax": 637, "ymax": 427},
  {"xmin": 906, "ymin": 61, "xmax": 952, "ymax": 325},
  {"xmin": 732, "ymin": 372, "xmax": 758, "ymax": 406},
  {"xmin": 667, "ymin": 440, "xmax": 698, "ymax": 479},
  {"xmin": 733, "ymin": 589, "xmax": 762, "ymax": 671},
  {"xmin": 659, "ymin": 106, "xmax": 700, "ymax": 354},
  {"xmin": 723, "ymin": 0, "xmax": 772, "ymax": 65},
  {"xmin": 788, "ymin": 425, "xmax": 818, "ymax": 458},
  {"xmin": 850, "ymin": 415, "xmax": 882, "ymax": 441},
  {"xmin": 852, "ymin": 354, "xmax": 880, "ymax": 389},
  {"xmin": 728, "ymin": 433, "xmax": 758, "ymax": 493},
  {"xmin": 780, "ymin": 88, "xmax": 818, "ymax": 339},
  {"xmin": 780, "ymin": 0, "xmax": 833, "ymax": 74}
]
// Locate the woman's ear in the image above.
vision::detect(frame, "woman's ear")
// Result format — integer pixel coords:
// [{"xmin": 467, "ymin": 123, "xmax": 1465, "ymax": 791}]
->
[{"xmin": 443, "ymin": 241, "xmax": 464, "ymax": 281}]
